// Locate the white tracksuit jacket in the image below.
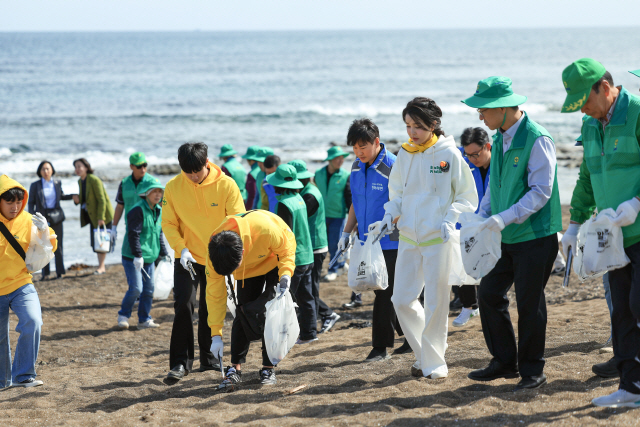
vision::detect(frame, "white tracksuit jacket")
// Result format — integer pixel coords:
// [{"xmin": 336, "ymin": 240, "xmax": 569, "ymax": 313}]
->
[{"xmin": 385, "ymin": 134, "xmax": 478, "ymax": 377}]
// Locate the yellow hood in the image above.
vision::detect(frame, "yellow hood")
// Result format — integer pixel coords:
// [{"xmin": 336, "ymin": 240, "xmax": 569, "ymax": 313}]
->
[{"xmin": 0, "ymin": 174, "xmax": 28, "ymax": 223}]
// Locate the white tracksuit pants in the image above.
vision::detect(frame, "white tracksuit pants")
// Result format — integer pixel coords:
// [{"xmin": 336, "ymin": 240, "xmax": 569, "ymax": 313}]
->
[{"xmin": 391, "ymin": 239, "xmax": 452, "ymax": 377}]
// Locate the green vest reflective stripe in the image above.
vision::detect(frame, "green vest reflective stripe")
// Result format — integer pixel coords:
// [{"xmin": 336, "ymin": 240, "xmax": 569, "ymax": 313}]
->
[
  {"xmin": 490, "ymin": 112, "xmax": 562, "ymax": 244},
  {"xmin": 301, "ymin": 183, "xmax": 328, "ymax": 250},
  {"xmin": 121, "ymin": 174, "xmax": 159, "ymax": 223},
  {"xmin": 314, "ymin": 166, "xmax": 349, "ymax": 218},
  {"xmin": 582, "ymin": 87, "xmax": 640, "ymax": 247},
  {"xmin": 224, "ymin": 157, "xmax": 248, "ymax": 200},
  {"xmin": 121, "ymin": 200, "xmax": 163, "ymax": 263},
  {"xmin": 277, "ymin": 193, "xmax": 314, "ymax": 266}
]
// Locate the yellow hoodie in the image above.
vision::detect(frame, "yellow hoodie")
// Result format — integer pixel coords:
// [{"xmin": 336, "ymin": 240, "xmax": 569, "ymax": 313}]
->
[
  {"xmin": 0, "ymin": 175, "xmax": 58, "ymax": 296},
  {"xmin": 161, "ymin": 161, "xmax": 246, "ymax": 265},
  {"xmin": 205, "ymin": 210, "xmax": 297, "ymax": 336}
]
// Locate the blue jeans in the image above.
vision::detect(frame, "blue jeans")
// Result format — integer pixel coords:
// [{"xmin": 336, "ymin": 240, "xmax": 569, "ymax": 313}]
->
[
  {"xmin": 326, "ymin": 217, "xmax": 346, "ymax": 273},
  {"xmin": 0, "ymin": 284, "xmax": 42, "ymax": 388},
  {"xmin": 119, "ymin": 257, "xmax": 155, "ymax": 323}
]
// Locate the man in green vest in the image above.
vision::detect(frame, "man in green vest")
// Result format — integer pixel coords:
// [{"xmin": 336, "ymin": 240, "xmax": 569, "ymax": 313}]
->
[
  {"xmin": 314, "ymin": 146, "xmax": 351, "ymax": 282},
  {"xmin": 219, "ymin": 144, "xmax": 248, "ymax": 202},
  {"xmin": 113, "ymin": 152, "xmax": 160, "ymax": 252},
  {"xmin": 461, "ymin": 77, "xmax": 562, "ymax": 391},
  {"xmin": 253, "ymin": 147, "xmax": 273, "ymax": 209},
  {"xmin": 560, "ymin": 59, "xmax": 640, "ymax": 408},
  {"xmin": 242, "ymin": 146, "xmax": 262, "ymax": 210}
]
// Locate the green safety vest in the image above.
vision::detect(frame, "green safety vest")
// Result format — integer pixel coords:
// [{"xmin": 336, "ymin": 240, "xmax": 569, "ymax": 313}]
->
[
  {"xmin": 224, "ymin": 157, "xmax": 248, "ymax": 201},
  {"xmin": 582, "ymin": 87, "xmax": 640, "ymax": 248},
  {"xmin": 121, "ymin": 173, "xmax": 160, "ymax": 223},
  {"xmin": 276, "ymin": 193, "xmax": 314, "ymax": 266},
  {"xmin": 121, "ymin": 199, "xmax": 163, "ymax": 263},
  {"xmin": 301, "ymin": 183, "xmax": 328, "ymax": 250},
  {"xmin": 254, "ymin": 169, "xmax": 266, "ymax": 209},
  {"xmin": 249, "ymin": 162, "xmax": 261, "ymax": 181},
  {"xmin": 490, "ymin": 112, "xmax": 562, "ymax": 244},
  {"xmin": 314, "ymin": 166, "xmax": 349, "ymax": 218}
]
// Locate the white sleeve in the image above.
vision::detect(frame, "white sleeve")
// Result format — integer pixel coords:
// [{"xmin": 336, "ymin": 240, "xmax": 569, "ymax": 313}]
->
[
  {"xmin": 444, "ymin": 151, "xmax": 479, "ymax": 224},
  {"xmin": 384, "ymin": 154, "xmax": 404, "ymax": 220},
  {"xmin": 478, "ymin": 183, "xmax": 492, "ymax": 218}
]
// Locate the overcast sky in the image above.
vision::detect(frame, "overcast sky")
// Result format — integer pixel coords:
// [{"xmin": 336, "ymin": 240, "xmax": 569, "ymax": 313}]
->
[{"xmin": 2, "ymin": 0, "xmax": 640, "ymax": 31}]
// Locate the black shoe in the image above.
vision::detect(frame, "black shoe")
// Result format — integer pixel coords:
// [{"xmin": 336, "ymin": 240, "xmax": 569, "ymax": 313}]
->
[
  {"xmin": 468, "ymin": 359, "xmax": 519, "ymax": 381},
  {"xmin": 392, "ymin": 339, "xmax": 412, "ymax": 355},
  {"xmin": 592, "ymin": 357, "xmax": 619, "ymax": 378},
  {"xmin": 166, "ymin": 365, "xmax": 187, "ymax": 380},
  {"xmin": 364, "ymin": 347, "xmax": 390, "ymax": 362},
  {"xmin": 319, "ymin": 313, "xmax": 341, "ymax": 334},
  {"xmin": 514, "ymin": 374, "xmax": 547, "ymax": 391},
  {"xmin": 198, "ymin": 362, "xmax": 221, "ymax": 372},
  {"xmin": 449, "ymin": 297, "xmax": 463, "ymax": 311},
  {"xmin": 259, "ymin": 368, "xmax": 277, "ymax": 385},
  {"xmin": 218, "ymin": 366, "xmax": 242, "ymax": 392}
]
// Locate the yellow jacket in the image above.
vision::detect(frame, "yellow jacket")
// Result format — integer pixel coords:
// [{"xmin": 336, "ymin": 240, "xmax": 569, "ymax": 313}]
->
[
  {"xmin": 161, "ymin": 161, "xmax": 245, "ymax": 265},
  {"xmin": 205, "ymin": 210, "xmax": 297, "ymax": 336},
  {"xmin": 0, "ymin": 175, "xmax": 58, "ymax": 296}
]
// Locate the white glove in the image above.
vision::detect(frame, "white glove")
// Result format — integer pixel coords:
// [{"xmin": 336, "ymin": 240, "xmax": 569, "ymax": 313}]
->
[
  {"xmin": 210, "ymin": 335, "xmax": 223, "ymax": 360},
  {"xmin": 133, "ymin": 257, "xmax": 144, "ymax": 271},
  {"xmin": 613, "ymin": 197, "xmax": 640, "ymax": 227},
  {"xmin": 440, "ymin": 221, "xmax": 455, "ymax": 244},
  {"xmin": 561, "ymin": 223, "xmax": 580, "ymax": 259},
  {"xmin": 32, "ymin": 212, "xmax": 48, "ymax": 232},
  {"xmin": 180, "ymin": 248, "xmax": 197, "ymax": 270},
  {"xmin": 368, "ymin": 214, "xmax": 394, "ymax": 237},
  {"xmin": 277, "ymin": 275, "xmax": 290, "ymax": 299},
  {"xmin": 337, "ymin": 232, "xmax": 351, "ymax": 252},
  {"xmin": 481, "ymin": 214, "xmax": 506, "ymax": 232}
]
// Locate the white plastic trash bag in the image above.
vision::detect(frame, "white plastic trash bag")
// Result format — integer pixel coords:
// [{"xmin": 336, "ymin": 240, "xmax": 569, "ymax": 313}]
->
[
  {"xmin": 264, "ymin": 291, "xmax": 299, "ymax": 365},
  {"xmin": 153, "ymin": 258, "xmax": 174, "ymax": 300},
  {"xmin": 459, "ymin": 212, "xmax": 502, "ymax": 280},
  {"xmin": 93, "ymin": 224, "xmax": 111, "ymax": 253},
  {"xmin": 25, "ymin": 225, "xmax": 56, "ymax": 273},
  {"xmin": 448, "ymin": 230, "xmax": 479, "ymax": 286},
  {"xmin": 348, "ymin": 233, "xmax": 388, "ymax": 293}
]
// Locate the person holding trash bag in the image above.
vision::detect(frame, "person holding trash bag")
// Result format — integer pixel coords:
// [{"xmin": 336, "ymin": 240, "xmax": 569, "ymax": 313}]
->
[
  {"xmin": 1, "ymin": 175, "xmax": 58, "ymax": 389},
  {"xmin": 219, "ymin": 144, "xmax": 248, "ymax": 203},
  {"xmin": 372, "ymin": 98, "xmax": 478, "ymax": 379},
  {"xmin": 161, "ymin": 142, "xmax": 245, "ymax": 381},
  {"xmin": 116, "ymin": 180, "xmax": 169, "ymax": 330},
  {"xmin": 461, "ymin": 76, "xmax": 561, "ymax": 391},
  {"xmin": 206, "ymin": 209, "xmax": 297, "ymax": 391},
  {"xmin": 72, "ymin": 158, "xmax": 114, "ymax": 275},
  {"xmin": 242, "ymin": 146, "xmax": 262, "ymax": 210},
  {"xmin": 340, "ymin": 118, "xmax": 409, "ymax": 362},
  {"xmin": 560, "ymin": 59, "xmax": 640, "ymax": 408},
  {"xmin": 266, "ymin": 164, "xmax": 317, "ymax": 345}
]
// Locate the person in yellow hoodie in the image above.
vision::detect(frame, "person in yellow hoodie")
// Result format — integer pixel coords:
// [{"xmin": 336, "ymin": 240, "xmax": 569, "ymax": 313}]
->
[
  {"xmin": 161, "ymin": 142, "xmax": 245, "ymax": 381},
  {"xmin": 206, "ymin": 209, "xmax": 296, "ymax": 391},
  {"xmin": 0, "ymin": 175, "xmax": 57, "ymax": 389}
]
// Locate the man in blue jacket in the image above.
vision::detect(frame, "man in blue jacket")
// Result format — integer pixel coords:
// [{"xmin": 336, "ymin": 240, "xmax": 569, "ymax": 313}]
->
[{"xmin": 338, "ymin": 118, "xmax": 409, "ymax": 362}]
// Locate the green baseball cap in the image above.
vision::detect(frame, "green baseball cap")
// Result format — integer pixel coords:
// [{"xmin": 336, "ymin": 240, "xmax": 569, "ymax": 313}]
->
[
  {"xmin": 242, "ymin": 145, "xmax": 262, "ymax": 161},
  {"xmin": 461, "ymin": 76, "xmax": 527, "ymax": 109},
  {"xmin": 137, "ymin": 177, "xmax": 164, "ymax": 197},
  {"xmin": 630, "ymin": 70, "xmax": 640, "ymax": 78},
  {"xmin": 288, "ymin": 159, "xmax": 314, "ymax": 179},
  {"xmin": 324, "ymin": 146, "xmax": 349, "ymax": 162},
  {"xmin": 561, "ymin": 58, "xmax": 606, "ymax": 113},
  {"xmin": 218, "ymin": 144, "xmax": 237, "ymax": 158},
  {"xmin": 129, "ymin": 152, "xmax": 147, "ymax": 166},
  {"xmin": 253, "ymin": 147, "xmax": 273, "ymax": 162},
  {"xmin": 266, "ymin": 164, "xmax": 303, "ymax": 190}
]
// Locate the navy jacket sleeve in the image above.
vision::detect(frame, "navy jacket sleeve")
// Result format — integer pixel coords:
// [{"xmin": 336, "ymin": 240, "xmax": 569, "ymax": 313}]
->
[
  {"xmin": 58, "ymin": 181, "xmax": 73, "ymax": 201},
  {"xmin": 276, "ymin": 203, "xmax": 294, "ymax": 229},
  {"xmin": 28, "ymin": 182, "xmax": 38, "ymax": 214},
  {"xmin": 126, "ymin": 206, "xmax": 144, "ymax": 258},
  {"xmin": 301, "ymin": 193, "xmax": 319, "ymax": 217}
]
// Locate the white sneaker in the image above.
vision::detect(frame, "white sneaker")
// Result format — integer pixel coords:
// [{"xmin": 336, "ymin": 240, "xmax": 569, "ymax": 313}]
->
[
  {"xmin": 592, "ymin": 389, "xmax": 640, "ymax": 408},
  {"xmin": 337, "ymin": 263, "xmax": 349, "ymax": 276},
  {"xmin": 452, "ymin": 307, "xmax": 480, "ymax": 327},
  {"xmin": 117, "ymin": 315, "xmax": 129, "ymax": 330},
  {"xmin": 11, "ymin": 378, "xmax": 43, "ymax": 388},
  {"xmin": 138, "ymin": 319, "xmax": 160, "ymax": 329},
  {"xmin": 322, "ymin": 272, "xmax": 337, "ymax": 282},
  {"xmin": 296, "ymin": 337, "xmax": 319, "ymax": 345}
]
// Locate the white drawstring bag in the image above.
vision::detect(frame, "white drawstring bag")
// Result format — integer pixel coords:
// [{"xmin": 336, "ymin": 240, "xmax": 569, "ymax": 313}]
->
[
  {"xmin": 459, "ymin": 212, "xmax": 502, "ymax": 280},
  {"xmin": 93, "ymin": 224, "xmax": 111, "ymax": 253},
  {"xmin": 153, "ymin": 258, "xmax": 174, "ymax": 300},
  {"xmin": 25, "ymin": 225, "xmax": 56, "ymax": 273},
  {"xmin": 264, "ymin": 291, "xmax": 299, "ymax": 365},
  {"xmin": 348, "ymin": 233, "xmax": 388, "ymax": 293}
]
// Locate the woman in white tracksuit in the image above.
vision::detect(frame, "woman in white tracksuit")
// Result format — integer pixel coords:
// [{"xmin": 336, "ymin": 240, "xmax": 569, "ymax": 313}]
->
[{"xmin": 370, "ymin": 97, "xmax": 478, "ymax": 379}]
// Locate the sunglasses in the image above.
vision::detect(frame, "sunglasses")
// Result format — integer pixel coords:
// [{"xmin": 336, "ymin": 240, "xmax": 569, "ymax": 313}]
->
[{"xmin": 134, "ymin": 163, "xmax": 148, "ymax": 169}]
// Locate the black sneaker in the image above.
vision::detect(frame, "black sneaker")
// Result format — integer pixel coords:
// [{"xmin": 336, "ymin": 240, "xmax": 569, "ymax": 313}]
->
[
  {"xmin": 259, "ymin": 368, "xmax": 277, "ymax": 385},
  {"xmin": 218, "ymin": 366, "xmax": 242, "ymax": 392},
  {"xmin": 364, "ymin": 347, "xmax": 390, "ymax": 362},
  {"xmin": 449, "ymin": 297, "xmax": 463, "ymax": 311},
  {"xmin": 392, "ymin": 339, "xmax": 412, "ymax": 355},
  {"xmin": 319, "ymin": 313, "xmax": 341, "ymax": 333},
  {"xmin": 592, "ymin": 357, "xmax": 619, "ymax": 378}
]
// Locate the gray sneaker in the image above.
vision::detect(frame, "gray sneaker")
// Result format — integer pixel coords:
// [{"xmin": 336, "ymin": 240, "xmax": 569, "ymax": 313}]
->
[
  {"xmin": 12, "ymin": 378, "xmax": 43, "ymax": 388},
  {"xmin": 319, "ymin": 313, "xmax": 340, "ymax": 333},
  {"xmin": 259, "ymin": 368, "xmax": 277, "ymax": 385},
  {"xmin": 592, "ymin": 389, "xmax": 640, "ymax": 408}
]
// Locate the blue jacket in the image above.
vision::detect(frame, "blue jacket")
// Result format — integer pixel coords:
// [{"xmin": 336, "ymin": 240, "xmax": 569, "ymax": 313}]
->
[
  {"xmin": 350, "ymin": 143, "xmax": 399, "ymax": 250},
  {"xmin": 457, "ymin": 146, "xmax": 489, "ymax": 228},
  {"xmin": 263, "ymin": 178, "xmax": 278, "ymax": 213}
]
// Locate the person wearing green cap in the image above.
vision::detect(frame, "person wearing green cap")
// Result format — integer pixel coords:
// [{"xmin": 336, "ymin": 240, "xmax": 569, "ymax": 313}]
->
[
  {"xmin": 117, "ymin": 180, "xmax": 168, "ymax": 330},
  {"xmin": 559, "ymin": 59, "xmax": 640, "ymax": 408},
  {"xmin": 461, "ymin": 76, "xmax": 562, "ymax": 391},
  {"xmin": 253, "ymin": 147, "xmax": 274, "ymax": 209},
  {"xmin": 219, "ymin": 144, "xmax": 248, "ymax": 202},
  {"xmin": 315, "ymin": 146, "xmax": 351, "ymax": 282},
  {"xmin": 242, "ymin": 145, "xmax": 262, "ymax": 210},
  {"xmin": 260, "ymin": 154, "xmax": 281, "ymax": 213},
  {"xmin": 267, "ymin": 164, "xmax": 317, "ymax": 344}
]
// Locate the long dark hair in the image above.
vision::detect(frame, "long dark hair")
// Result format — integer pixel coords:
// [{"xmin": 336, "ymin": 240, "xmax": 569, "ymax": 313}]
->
[
  {"xmin": 402, "ymin": 97, "xmax": 445, "ymax": 137},
  {"xmin": 73, "ymin": 158, "xmax": 94, "ymax": 174}
]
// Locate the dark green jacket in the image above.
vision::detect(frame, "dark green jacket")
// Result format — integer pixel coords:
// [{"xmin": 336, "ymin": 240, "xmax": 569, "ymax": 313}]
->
[
  {"xmin": 314, "ymin": 166, "xmax": 349, "ymax": 218},
  {"xmin": 78, "ymin": 174, "xmax": 114, "ymax": 227}
]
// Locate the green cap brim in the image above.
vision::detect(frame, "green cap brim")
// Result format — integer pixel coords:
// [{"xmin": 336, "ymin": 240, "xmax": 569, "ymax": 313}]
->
[
  {"xmin": 561, "ymin": 89, "xmax": 590, "ymax": 113},
  {"xmin": 219, "ymin": 151, "xmax": 237, "ymax": 158},
  {"xmin": 461, "ymin": 93, "xmax": 528, "ymax": 109},
  {"xmin": 242, "ymin": 154, "xmax": 262, "ymax": 161},
  {"xmin": 138, "ymin": 183, "xmax": 165, "ymax": 196},
  {"xmin": 630, "ymin": 70, "xmax": 640, "ymax": 78},
  {"xmin": 296, "ymin": 170, "xmax": 314, "ymax": 179},
  {"xmin": 324, "ymin": 152, "xmax": 349, "ymax": 162},
  {"xmin": 265, "ymin": 173, "xmax": 303, "ymax": 189}
]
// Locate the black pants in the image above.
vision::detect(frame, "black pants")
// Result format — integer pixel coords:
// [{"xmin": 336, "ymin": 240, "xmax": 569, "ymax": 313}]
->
[
  {"xmin": 291, "ymin": 263, "xmax": 316, "ymax": 340},
  {"xmin": 230, "ymin": 268, "xmax": 278, "ymax": 367},
  {"xmin": 459, "ymin": 285, "xmax": 478, "ymax": 309},
  {"xmin": 43, "ymin": 221, "xmax": 65, "ymax": 277},
  {"xmin": 607, "ymin": 240, "xmax": 640, "ymax": 394},
  {"xmin": 312, "ymin": 252, "xmax": 333, "ymax": 319},
  {"xmin": 169, "ymin": 262, "xmax": 214, "ymax": 372},
  {"xmin": 478, "ymin": 233, "xmax": 557, "ymax": 377},
  {"xmin": 372, "ymin": 249, "xmax": 404, "ymax": 348}
]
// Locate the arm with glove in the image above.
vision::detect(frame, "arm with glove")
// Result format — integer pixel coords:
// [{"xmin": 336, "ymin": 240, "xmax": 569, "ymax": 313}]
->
[
  {"xmin": 561, "ymin": 158, "xmax": 596, "ymax": 259},
  {"xmin": 31, "ymin": 212, "xmax": 58, "ymax": 252},
  {"xmin": 441, "ymin": 152, "xmax": 478, "ymax": 243}
]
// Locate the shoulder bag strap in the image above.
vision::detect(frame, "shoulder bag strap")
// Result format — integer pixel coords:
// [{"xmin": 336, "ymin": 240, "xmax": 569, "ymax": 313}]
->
[{"xmin": 0, "ymin": 222, "xmax": 26, "ymax": 261}]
